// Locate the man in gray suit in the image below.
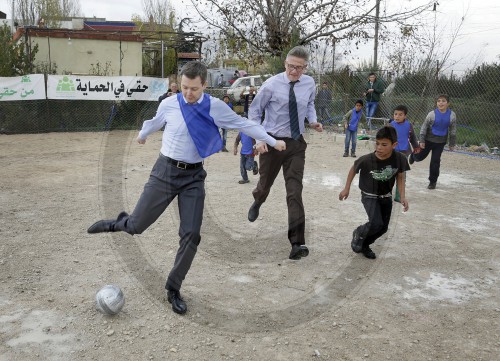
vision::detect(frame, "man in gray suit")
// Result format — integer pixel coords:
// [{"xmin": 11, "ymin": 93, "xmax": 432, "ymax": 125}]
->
[{"xmin": 87, "ymin": 62, "xmax": 286, "ymax": 315}]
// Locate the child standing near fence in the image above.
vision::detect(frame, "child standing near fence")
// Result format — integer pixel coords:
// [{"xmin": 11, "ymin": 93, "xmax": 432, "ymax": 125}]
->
[
  {"xmin": 408, "ymin": 94, "xmax": 456, "ymax": 189},
  {"xmin": 219, "ymin": 95, "xmax": 232, "ymax": 152},
  {"xmin": 343, "ymin": 99, "xmax": 366, "ymax": 158},
  {"xmin": 389, "ymin": 105, "xmax": 419, "ymax": 202},
  {"xmin": 233, "ymin": 132, "xmax": 259, "ymax": 184},
  {"xmin": 339, "ymin": 126, "xmax": 409, "ymax": 259}
]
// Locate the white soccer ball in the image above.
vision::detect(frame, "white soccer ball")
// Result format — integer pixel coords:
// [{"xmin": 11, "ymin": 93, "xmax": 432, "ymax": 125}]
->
[{"xmin": 95, "ymin": 285, "xmax": 125, "ymax": 315}]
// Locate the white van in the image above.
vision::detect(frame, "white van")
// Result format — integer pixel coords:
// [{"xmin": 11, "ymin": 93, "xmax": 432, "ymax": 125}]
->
[{"xmin": 226, "ymin": 75, "xmax": 269, "ymax": 100}]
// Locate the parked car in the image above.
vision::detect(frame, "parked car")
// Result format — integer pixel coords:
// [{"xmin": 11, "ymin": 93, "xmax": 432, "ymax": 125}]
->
[{"xmin": 226, "ymin": 75, "xmax": 270, "ymax": 101}]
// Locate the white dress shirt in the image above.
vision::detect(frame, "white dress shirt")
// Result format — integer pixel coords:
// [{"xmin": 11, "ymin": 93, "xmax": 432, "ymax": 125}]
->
[
  {"xmin": 248, "ymin": 72, "xmax": 317, "ymax": 137},
  {"xmin": 138, "ymin": 94, "xmax": 277, "ymax": 163}
]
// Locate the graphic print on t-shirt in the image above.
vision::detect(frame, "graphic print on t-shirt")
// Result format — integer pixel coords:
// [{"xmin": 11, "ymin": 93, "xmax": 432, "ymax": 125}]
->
[{"xmin": 370, "ymin": 166, "xmax": 398, "ymax": 181}]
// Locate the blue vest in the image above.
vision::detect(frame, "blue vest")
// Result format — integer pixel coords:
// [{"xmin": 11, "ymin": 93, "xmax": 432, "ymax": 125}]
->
[
  {"xmin": 390, "ymin": 120, "xmax": 411, "ymax": 152},
  {"xmin": 348, "ymin": 108, "xmax": 362, "ymax": 131},
  {"xmin": 240, "ymin": 132, "xmax": 254, "ymax": 155},
  {"xmin": 432, "ymin": 109, "xmax": 451, "ymax": 137},
  {"xmin": 178, "ymin": 93, "xmax": 223, "ymax": 158}
]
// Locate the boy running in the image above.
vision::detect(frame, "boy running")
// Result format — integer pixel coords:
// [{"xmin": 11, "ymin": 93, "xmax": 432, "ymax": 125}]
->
[
  {"xmin": 409, "ymin": 94, "xmax": 456, "ymax": 189},
  {"xmin": 339, "ymin": 126, "xmax": 409, "ymax": 259}
]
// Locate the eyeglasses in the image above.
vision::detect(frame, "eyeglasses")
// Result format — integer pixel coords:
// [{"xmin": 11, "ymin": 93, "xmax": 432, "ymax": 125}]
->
[{"xmin": 286, "ymin": 63, "xmax": 307, "ymax": 72}]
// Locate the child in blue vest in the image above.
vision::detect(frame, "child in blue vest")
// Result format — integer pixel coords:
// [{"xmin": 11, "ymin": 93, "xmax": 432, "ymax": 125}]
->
[
  {"xmin": 389, "ymin": 105, "xmax": 419, "ymax": 201},
  {"xmin": 233, "ymin": 132, "xmax": 259, "ymax": 184},
  {"xmin": 409, "ymin": 94, "xmax": 457, "ymax": 189},
  {"xmin": 220, "ymin": 95, "xmax": 232, "ymax": 152},
  {"xmin": 343, "ymin": 99, "xmax": 366, "ymax": 157}
]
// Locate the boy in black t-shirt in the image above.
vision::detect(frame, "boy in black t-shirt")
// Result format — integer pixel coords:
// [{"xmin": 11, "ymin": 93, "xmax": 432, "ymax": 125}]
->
[{"xmin": 339, "ymin": 126, "xmax": 410, "ymax": 259}]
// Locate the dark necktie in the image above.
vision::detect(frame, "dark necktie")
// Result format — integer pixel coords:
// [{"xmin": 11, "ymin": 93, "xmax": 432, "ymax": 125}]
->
[{"xmin": 289, "ymin": 81, "xmax": 300, "ymax": 140}]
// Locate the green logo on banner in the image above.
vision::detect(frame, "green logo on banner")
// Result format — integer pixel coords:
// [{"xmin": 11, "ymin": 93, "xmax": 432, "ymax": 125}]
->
[
  {"xmin": 56, "ymin": 76, "xmax": 76, "ymax": 92},
  {"xmin": 21, "ymin": 75, "xmax": 31, "ymax": 83}
]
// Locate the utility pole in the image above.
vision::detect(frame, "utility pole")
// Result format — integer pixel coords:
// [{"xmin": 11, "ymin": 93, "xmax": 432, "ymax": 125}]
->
[
  {"xmin": 332, "ymin": 37, "xmax": 336, "ymax": 72},
  {"xmin": 373, "ymin": 0, "xmax": 381, "ymax": 69},
  {"xmin": 11, "ymin": 0, "xmax": 15, "ymax": 33}
]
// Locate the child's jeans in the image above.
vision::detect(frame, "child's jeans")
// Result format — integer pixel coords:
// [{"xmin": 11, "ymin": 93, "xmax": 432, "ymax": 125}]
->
[
  {"xmin": 240, "ymin": 154, "xmax": 256, "ymax": 181},
  {"xmin": 344, "ymin": 129, "xmax": 357, "ymax": 153},
  {"xmin": 318, "ymin": 106, "xmax": 331, "ymax": 123},
  {"xmin": 220, "ymin": 128, "xmax": 227, "ymax": 147},
  {"xmin": 365, "ymin": 101, "xmax": 379, "ymax": 129},
  {"xmin": 354, "ymin": 193, "xmax": 393, "ymax": 249},
  {"xmin": 412, "ymin": 140, "xmax": 445, "ymax": 183}
]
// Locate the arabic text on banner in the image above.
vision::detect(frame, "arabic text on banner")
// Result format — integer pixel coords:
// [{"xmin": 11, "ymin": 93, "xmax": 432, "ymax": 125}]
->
[
  {"xmin": 0, "ymin": 74, "xmax": 46, "ymax": 101},
  {"xmin": 46, "ymin": 75, "xmax": 168, "ymax": 101}
]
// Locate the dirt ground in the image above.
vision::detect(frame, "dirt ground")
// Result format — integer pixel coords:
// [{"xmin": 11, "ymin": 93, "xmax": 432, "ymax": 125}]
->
[{"xmin": 0, "ymin": 129, "xmax": 498, "ymax": 361}]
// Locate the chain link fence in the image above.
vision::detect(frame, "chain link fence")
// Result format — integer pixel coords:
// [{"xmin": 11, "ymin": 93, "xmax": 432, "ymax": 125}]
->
[
  {"xmin": 315, "ymin": 69, "xmax": 500, "ymax": 155},
  {"xmin": 1, "ymin": 71, "xmax": 499, "ymax": 154}
]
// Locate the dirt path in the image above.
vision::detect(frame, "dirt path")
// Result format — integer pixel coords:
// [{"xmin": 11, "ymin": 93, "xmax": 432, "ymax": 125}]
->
[{"xmin": 0, "ymin": 130, "xmax": 498, "ymax": 360}]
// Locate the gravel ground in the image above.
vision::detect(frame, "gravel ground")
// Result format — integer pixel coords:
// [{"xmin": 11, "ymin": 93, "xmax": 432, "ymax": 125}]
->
[{"xmin": 0, "ymin": 129, "xmax": 498, "ymax": 361}]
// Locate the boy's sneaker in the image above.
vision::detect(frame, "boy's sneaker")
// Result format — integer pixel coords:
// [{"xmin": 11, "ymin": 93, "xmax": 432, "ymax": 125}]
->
[
  {"xmin": 408, "ymin": 153, "xmax": 414, "ymax": 165},
  {"xmin": 351, "ymin": 152, "xmax": 356, "ymax": 158},
  {"xmin": 238, "ymin": 179, "xmax": 250, "ymax": 184},
  {"xmin": 427, "ymin": 182, "xmax": 436, "ymax": 189},
  {"xmin": 351, "ymin": 229, "xmax": 363, "ymax": 253},
  {"xmin": 361, "ymin": 246, "xmax": 376, "ymax": 259},
  {"xmin": 253, "ymin": 161, "xmax": 259, "ymax": 175},
  {"xmin": 343, "ymin": 152, "xmax": 349, "ymax": 157}
]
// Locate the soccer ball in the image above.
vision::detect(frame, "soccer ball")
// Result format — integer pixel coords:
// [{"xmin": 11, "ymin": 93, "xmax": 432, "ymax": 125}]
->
[{"xmin": 95, "ymin": 285, "xmax": 125, "ymax": 315}]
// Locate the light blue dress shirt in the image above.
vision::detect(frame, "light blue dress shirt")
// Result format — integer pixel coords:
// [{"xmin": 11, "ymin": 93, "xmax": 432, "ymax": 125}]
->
[
  {"xmin": 248, "ymin": 72, "xmax": 317, "ymax": 137},
  {"xmin": 138, "ymin": 93, "xmax": 277, "ymax": 163}
]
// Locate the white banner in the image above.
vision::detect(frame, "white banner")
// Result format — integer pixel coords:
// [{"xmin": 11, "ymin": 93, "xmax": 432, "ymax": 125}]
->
[
  {"xmin": 47, "ymin": 75, "xmax": 169, "ymax": 101},
  {"xmin": 0, "ymin": 74, "xmax": 46, "ymax": 101}
]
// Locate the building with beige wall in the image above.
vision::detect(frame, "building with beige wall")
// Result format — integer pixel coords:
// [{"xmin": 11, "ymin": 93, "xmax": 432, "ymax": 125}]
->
[{"xmin": 14, "ymin": 28, "xmax": 143, "ymax": 76}]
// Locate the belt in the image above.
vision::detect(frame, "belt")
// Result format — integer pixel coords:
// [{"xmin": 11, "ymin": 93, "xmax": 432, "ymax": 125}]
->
[
  {"xmin": 362, "ymin": 191, "xmax": 392, "ymax": 199},
  {"xmin": 161, "ymin": 154, "xmax": 203, "ymax": 170},
  {"xmin": 267, "ymin": 133, "xmax": 303, "ymax": 141}
]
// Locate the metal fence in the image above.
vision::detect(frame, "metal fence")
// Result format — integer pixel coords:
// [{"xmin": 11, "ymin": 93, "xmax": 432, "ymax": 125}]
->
[
  {"xmin": 315, "ymin": 69, "xmax": 500, "ymax": 153},
  {"xmin": 1, "ymin": 71, "xmax": 499, "ymax": 152}
]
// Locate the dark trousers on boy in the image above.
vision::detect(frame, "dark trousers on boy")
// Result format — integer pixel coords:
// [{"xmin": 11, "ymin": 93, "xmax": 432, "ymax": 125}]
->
[
  {"xmin": 411, "ymin": 140, "xmax": 445, "ymax": 183},
  {"xmin": 240, "ymin": 154, "xmax": 257, "ymax": 181},
  {"xmin": 353, "ymin": 194, "xmax": 393, "ymax": 251}
]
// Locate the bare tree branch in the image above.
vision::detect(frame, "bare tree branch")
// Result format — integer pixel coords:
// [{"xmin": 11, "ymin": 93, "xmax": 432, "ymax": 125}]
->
[{"xmin": 188, "ymin": 0, "xmax": 435, "ymax": 56}]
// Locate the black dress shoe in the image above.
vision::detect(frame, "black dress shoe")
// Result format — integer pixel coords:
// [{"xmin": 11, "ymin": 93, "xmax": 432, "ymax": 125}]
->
[
  {"xmin": 87, "ymin": 211, "xmax": 128, "ymax": 234},
  {"xmin": 289, "ymin": 244, "xmax": 309, "ymax": 260},
  {"xmin": 87, "ymin": 220, "xmax": 114, "ymax": 233},
  {"xmin": 248, "ymin": 201, "xmax": 262, "ymax": 222},
  {"xmin": 167, "ymin": 290, "xmax": 187, "ymax": 314}
]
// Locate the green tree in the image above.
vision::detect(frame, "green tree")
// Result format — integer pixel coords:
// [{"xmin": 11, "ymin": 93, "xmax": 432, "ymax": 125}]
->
[
  {"xmin": 0, "ymin": 24, "xmax": 38, "ymax": 76},
  {"xmin": 462, "ymin": 63, "xmax": 500, "ymax": 102}
]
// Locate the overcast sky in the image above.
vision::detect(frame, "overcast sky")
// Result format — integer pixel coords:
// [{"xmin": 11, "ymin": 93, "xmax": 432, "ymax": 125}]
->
[{"xmin": 1, "ymin": 0, "xmax": 498, "ymax": 72}]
